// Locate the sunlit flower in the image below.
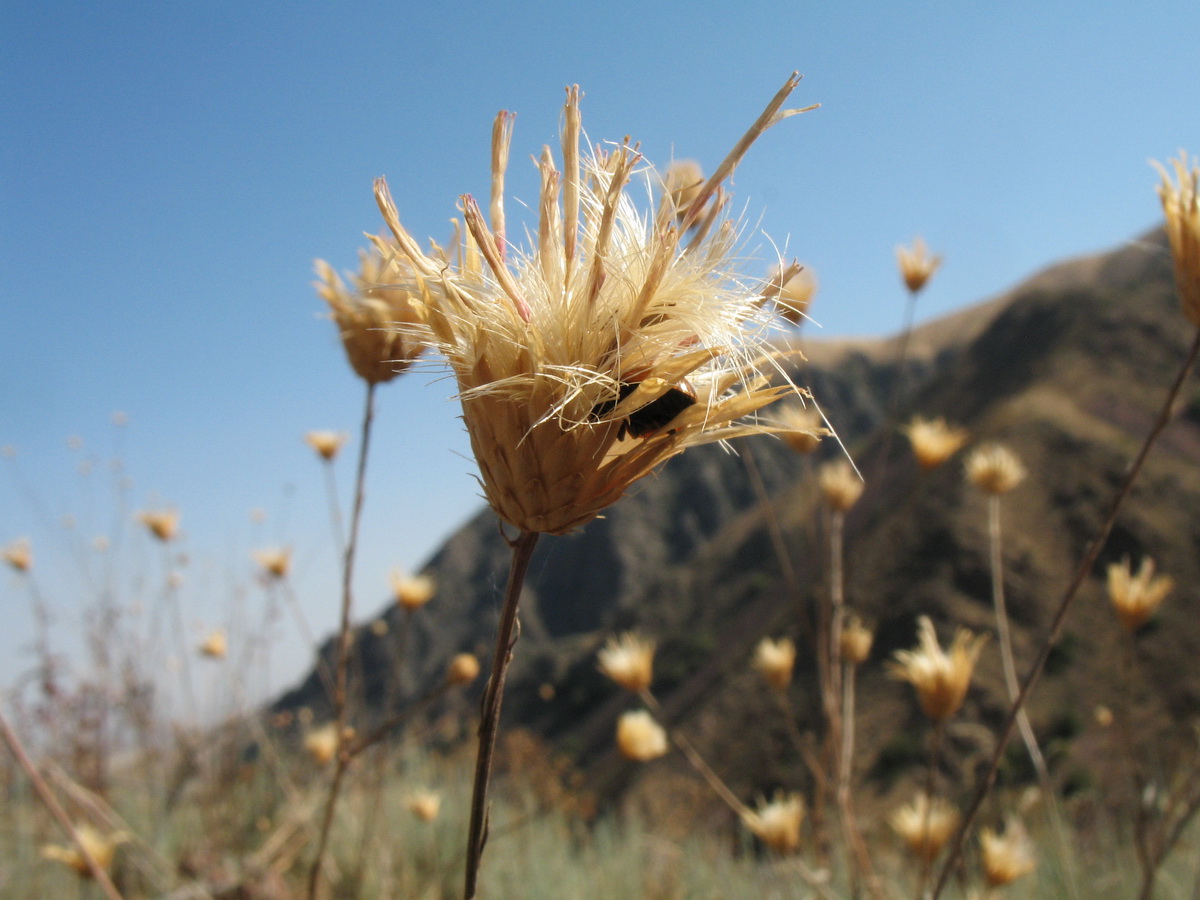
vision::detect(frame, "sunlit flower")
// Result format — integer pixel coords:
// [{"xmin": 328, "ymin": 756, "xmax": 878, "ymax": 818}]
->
[
  {"xmin": 980, "ymin": 817, "xmax": 1036, "ymax": 887},
  {"xmin": 890, "ymin": 793, "xmax": 960, "ymax": 863},
  {"xmin": 1154, "ymin": 151, "xmax": 1200, "ymax": 326},
  {"xmin": 753, "ymin": 637, "xmax": 796, "ymax": 691},
  {"xmin": 965, "ymin": 443, "xmax": 1026, "ymax": 495},
  {"xmin": 889, "ymin": 616, "xmax": 987, "ymax": 722},
  {"xmin": 1107, "ymin": 556, "xmax": 1173, "ymax": 632},
  {"xmin": 447, "ymin": 653, "xmax": 481, "ymax": 686},
  {"xmin": 253, "ymin": 548, "xmax": 291, "ymax": 580},
  {"xmin": 391, "ymin": 570, "xmax": 436, "ymax": 611},
  {"xmin": 819, "ymin": 458, "xmax": 864, "ymax": 512},
  {"xmin": 40, "ymin": 824, "xmax": 128, "ymax": 879},
  {"xmin": 903, "ymin": 416, "xmax": 968, "ymax": 470},
  {"xmin": 314, "ymin": 243, "xmax": 428, "ymax": 384},
  {"xmin": 743, "ymin": 792, "xmax": 805, "ymax": 854},
  {"xmin": 615, "ymin": 710, "xmax": 669, "ymax": 761},
  {"xmin": 137, "ymin": 509, "xmax": 179, "ymax": 542},
  {"xmin": 598, "ymin": 632, "xmax": 656, "ymax": 693},
  {"xmin": 371, "ymin": 77, "xmax": 815, "ymax": 535},
  {"xmin": 407, "ymin": 790, "xmax": 442, "ymax": 823},
  {"xmin": 199, "ymin": 629, "xmax": 227, "ymax": 659},
  {"xmin": 2, "ymin": 538, "xmax": 31, "ymax": 573},
  {"xmin": 304, "ymin": 430, "xmax": 348, "ymax": 461},
  {"xmin": 896, "ymin": 236, "xmax": 942, "ymax": 294}
]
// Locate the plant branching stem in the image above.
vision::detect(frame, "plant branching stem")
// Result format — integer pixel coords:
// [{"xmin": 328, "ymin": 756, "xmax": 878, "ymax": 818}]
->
[
  {"xmin": 0, "ymin": 701, "xmax": 126, "ymax": 900},
  {"xmin": 463, "ymin": 528, "xmax": 540, "ymax": 899},
  {"xmin": 932, "ymin": 325, "xmax": 1200, "ymax": 899}
]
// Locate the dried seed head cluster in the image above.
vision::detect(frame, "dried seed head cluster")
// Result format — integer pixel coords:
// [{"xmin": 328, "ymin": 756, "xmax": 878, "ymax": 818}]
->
[
  {"xmin": 766, "ymin": 264, "xmax": 817, "ymax": 325},
  {"xmin": 1107, "ymin": 556, "xmax": 1173, "ymax": 632},
  {"xmin": 598, "ymin": 632, "xmax": 656, "ymax": 693},
  {"xmin": 980, "ymin": 817, "xmax": 1036, "ymax": 887},
  {"xmin": 839, "ymin": 615, "xmax": 874, "ymax": 665},
  {"xmin": 890, "ymin": 793, "xmax": 960, "ymax": 863},
  {"xmin": 2, "ymin": 538, "xmax": 31, "ymax": 573},
  {"xmin": 407, "ymin": 790, "xmax": 442, "ymax": 823},
  {"xmin": 753, "ymin": 637, "xmax": 796, "ymax": 691},
  {"xmin": 904, "ymin": 416, "xmax": 968, "ymax": 470},
  {"xmin": 138, "ymin": 509, "xmax": 179, "ymax": 543},
  {"xmin": 253, "ymin": 548, "xmax": 292, "ymax": 580},
  {"xmin": 661, "ymin": 159, "xmax": 705, "ymax": 220},
  {"xmin": 304, "ymin": 430, "xmax": 348, "ymax": 461},
  {"xmin": 199, "ymin": 629, "xmax": 227, "ymax": 659},
  {"xmin": 616, "ymin": 709, "xmax": 669, "ymax": 761},
  {"xmin": 447, "ymin": 652, "xmax": 481, "ymax": 686},
  {"xmin": 770, "ymin": 403, "xmax": 827, "ymax": 454},
  {"xmin": 895, "ymin": 236, "xmax": 942, "ymax": 294},
  {"xmin": 392, "ymin": 570, "xmax": 436, "ymax": 611},
  {"xmin": 314, "ymin": 244, "xmax": 429, "ymax": 384},
  {"xmin": 889, "ymin": 615, "xmax": 987, "ymax": 722},
  {"xmin": 40, "ymin": 825, "xmax": 128, "ymax": 879},
  {"xmin": 371, "ymin": 77, "xmax": 816, "ymax": 534},
  {"xmin": 965, "ymin": 443, "xmax": 1027, "ymax": 495},
  {"xmin": 304, "ymin": 723, "xmax": 347, "ymax": 766},
  {"xmin": 819, "ymin": 458, "xmax": 864, "ymax": 511},
  {"xmin": 1154, "ymin": 151, "xmax": 1200, "ymax": 327},
  {"xmin": 743, "ymin": 792, "xmax": 805, "ymax": 854}
]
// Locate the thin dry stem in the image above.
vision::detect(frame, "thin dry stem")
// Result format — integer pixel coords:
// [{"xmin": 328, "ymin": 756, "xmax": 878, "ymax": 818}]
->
[
  {"xmin": 308, "ymin": 380, "xmax": 376, "ymax": 900},
  {"xmin": 464, "ymin": 528, "xmax": 541, "ymax": 899},
  {"xmin": 932, "ymin": 325, "xmax": 1200, "ymax": 899}
]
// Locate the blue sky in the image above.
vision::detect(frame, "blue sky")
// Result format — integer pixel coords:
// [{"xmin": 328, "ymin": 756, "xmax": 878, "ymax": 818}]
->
[{"xmin": 2, "ymin": 1, "xmax": 1197, "ymax": 706}]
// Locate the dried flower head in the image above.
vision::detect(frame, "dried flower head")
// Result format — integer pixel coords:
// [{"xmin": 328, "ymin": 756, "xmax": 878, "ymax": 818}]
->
[
  {"xmin": 598, "ymin": 632, "xmax": 656, "ymax": 693},
  {"xmin": 839, "ymin": 615, "xmax": 874, "ymax": 665},
  {"xmin": 314, "ymin": 243, "xmax": 428, "ymax": 384},
  {"xmin": 615, "ymin": 709, "xmax": 669, "ymax": 761},
  {"xmin": 742, "ymin": 792, "xmax": 805, "ymax": 854},
  {"xmin": 769, "ymin": 403, "xmax": 828, "ymax": 454},
  {"xmin": 407, "ymin": 790, "xmax": 442, "ymax": 823},
  {"xmin": 965, "ymin": 443, "xmax": 1027, "ymax": 495},
  {"xmin": 890, "ymin": 793, "xmax": 960, "ymax": 863},
  {"xmin": 980, "ymin": 817, "xmax": 1036, "ymax": 887},
  {"xmin": 766, "ymin": 264, "xmax": 817, "ymax": 325},
  {"xmin": 661, "ymin": 159, "xmax": 705, "ymax": 220},
  {"xmin": 199, "ymin": 629, "xmax": 227, "ymax": 659},
  {"xmin": 889, "ymin": 616, "xmax": 987, "ymax": 721},
  {"xmin": 753, "ymin": 637, "xmax": 796, "ymax": 691},
  {"xmin": 253, "ymin": 548, "xmax": 291, "ymax": 580},
  {"xmin": 2, "ymin": 538, "xmax": 31, "ymax": 573},
  {"xmin": 138, "ymin": 509, "xmax": 179, "ymax": 542},
  {"xmin": 304, "ymin": 723, "xmax": 347, "ymax": 766},
  {"xmin": 819, "ymin": 458, "xmax": 864, "ymax": 512},
  {"xmin": 304, "ymin": 430, "xmax": 348, "ymax": 461},
  {"xmin": 371, "ymin": 77, "xmax": 816, "ymax": 534},
  {"xmin": 1107, "ymin": 556, "xmax": 1173, "ymax": 632},
  {"xmin": 1154, "ymin": 151, "xmax": 1200, "ymax": 327},
  {"xmin": 391, "ymin": 570, "xmax": 436, "ymax": 611},
  {"xmin": 40, "ymin": 825, "xmax": 128, "ymax": 879},
  {"xmin": 447, "ymin": 652, "xmax": 482, "ymax": 686},
  {"xmin": 904, "ymin": 416, "xmax": 968, "ymax": 470},
  {"xmin": 896, "ymin": 236, "xmax": 942, "ymax": 294}
]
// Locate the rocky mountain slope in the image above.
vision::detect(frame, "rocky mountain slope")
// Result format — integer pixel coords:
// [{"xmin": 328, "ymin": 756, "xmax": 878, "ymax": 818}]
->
[{"xmin": 276, "ymin": 226, "xmax": 1200, "ymax": 819}]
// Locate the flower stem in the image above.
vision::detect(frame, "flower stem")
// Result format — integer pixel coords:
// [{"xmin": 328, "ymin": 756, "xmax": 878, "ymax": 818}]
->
[
  {"xmin": 932, "ymin": 325, "xmax": 1200, "ymax": 899},
  {"xmin": 307, "ymin": 380, "xmax": 376, "ymax": 900},
  {"xmin": 463, "ymin": 528, "xmax": 541, "ymax": 899}
]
